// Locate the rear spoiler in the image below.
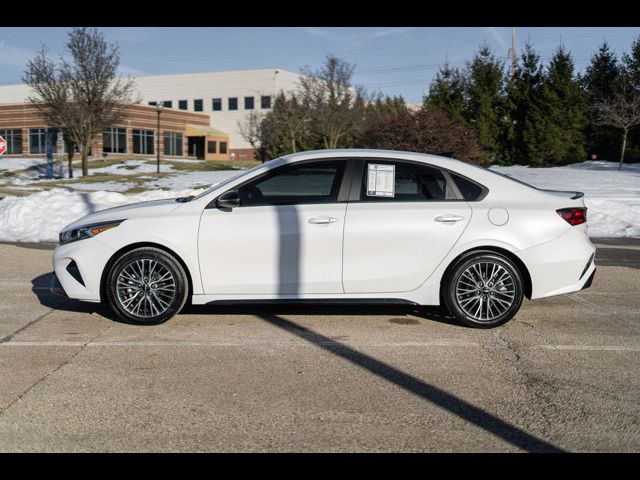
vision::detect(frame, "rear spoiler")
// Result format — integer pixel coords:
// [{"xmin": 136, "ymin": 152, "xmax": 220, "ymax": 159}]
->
[{"xmin": 539, "ymin": 189, "xmax": 584, "ymax": 200}]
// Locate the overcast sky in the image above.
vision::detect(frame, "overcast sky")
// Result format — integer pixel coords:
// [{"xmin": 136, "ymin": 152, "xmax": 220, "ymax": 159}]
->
[{"xmin": 1, "ymin": 27, "xmax": 639, "ymax": 103}]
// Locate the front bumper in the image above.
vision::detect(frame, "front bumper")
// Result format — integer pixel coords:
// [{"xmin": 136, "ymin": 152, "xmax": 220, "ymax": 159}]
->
[{"xmin": 52, "ymin": 237, "xmax": 116, "ymax": 302}]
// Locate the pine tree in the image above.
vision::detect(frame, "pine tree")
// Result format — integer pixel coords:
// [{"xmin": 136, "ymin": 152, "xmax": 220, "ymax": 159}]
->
[
  {"xmin": 621, "ymin": 36, "xmax": 640, "ymax": 162},
  {"xmin": 424, "ymin": 63, "xmax": 466, "ymax": 124},
  {"xmin": 464, "ymin": 45, "xmax": 507, "ymax": 164},
  {"xmin": 505, "ymin": 43, "xmax": 547, "ymax": 165},
  {"xmin": 581, "ymin": 42, "xmax": 621, "ymax": 161},
  {"xmin": 538, "ymin": 46, "xmax": 587, "ymax": 164}
]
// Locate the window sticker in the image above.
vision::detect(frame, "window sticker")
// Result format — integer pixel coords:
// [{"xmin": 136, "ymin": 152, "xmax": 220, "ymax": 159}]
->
[{"xmin": 367, "ymin": 164, "xmax": 395, "ymax": 197}]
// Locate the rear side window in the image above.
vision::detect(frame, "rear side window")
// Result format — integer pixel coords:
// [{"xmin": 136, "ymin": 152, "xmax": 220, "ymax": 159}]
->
[
  {"xmin": 238, "ymin": 160, "xmax": 346, "ymax": 207},
  {"xmin": 450, "ymin": 173, "xmax": 485, "ymax": 201},
  {"xmin": 359, "ymin": 160, "xmax": 456, "ymax": 201}
]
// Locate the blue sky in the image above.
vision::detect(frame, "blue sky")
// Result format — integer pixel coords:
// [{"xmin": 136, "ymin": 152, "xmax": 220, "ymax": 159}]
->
[{"xmin": 1, "ymin": 27, "xmax": 639, "ymax": 103}]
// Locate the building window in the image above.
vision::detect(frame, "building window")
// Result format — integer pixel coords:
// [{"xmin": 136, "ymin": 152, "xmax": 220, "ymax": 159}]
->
[
  {"xmin": 178, "ymin": 100, "xmax": 188, "ymax": 110},
  {"xmin": 219, "ymin": 141, "xmax": 228, "ymax": 154},
  {"xmin": 244, "ymin": 96, "xmax": 254, "ymax": 110},
  {"xmin": 103, "ymin": 127, "xmax": 127, "ymax": 154},
  {"xmin": 194, "ymin": 99, "xmax": 203, "ymax": 112},
  {"xmin": 29, "ymin": 128, "xmax": 47, "ymax": 154},
  {"xmin": 0, "ymin": 129, "xmax": 23, "ymax": 155},
  {"xmin": 148, "ymin": 101, "xmax": 157, "ymax": 106},
  {"xmin": 132, "ymin": 129, "xmax": 154, "ymax": 155},
  {"xmin": 163, "ymin": 100, "xmax": 172, "ymax": 108},
  {"xmin": 207, "ymin": 141, "xmax": 217, "ymax": 154},
  {"xmin": 261, "ymin": 95, "xmax": 271, "ymax": 109},
  {"xmin": 228, "ymin": 98, "xmax": 238, "ymax": 111},
  {"xmin": 163, "ymin": 131, "xmax": 183, "ymax": 156},
  {"xmin": 212, "ymin": 98, "xmax": 222, "ymax": 111}
]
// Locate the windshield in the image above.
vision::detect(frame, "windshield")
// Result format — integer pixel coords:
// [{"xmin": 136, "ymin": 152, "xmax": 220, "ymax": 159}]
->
[
  {"xmin": 464, "ymin": 163, "xmax": 541, "ymax": 190},
  {"xmin": 192, "ymin": 158, "xmax": 281, "ymax": 201}
]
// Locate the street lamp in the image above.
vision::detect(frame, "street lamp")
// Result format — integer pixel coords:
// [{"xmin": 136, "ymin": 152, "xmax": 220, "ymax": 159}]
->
[{"xmin": 156, "ymin": 102, "xmax": 164, "ymax": 173}]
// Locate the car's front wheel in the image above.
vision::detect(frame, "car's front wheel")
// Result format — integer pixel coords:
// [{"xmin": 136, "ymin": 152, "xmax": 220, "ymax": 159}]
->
[
  {"xmin": 105, "ymin": 247, "xmax": 189, "ymax": 325},
  {"xmin": 443, "ymin": 251, "xmax": 524, "ymax": 328}
]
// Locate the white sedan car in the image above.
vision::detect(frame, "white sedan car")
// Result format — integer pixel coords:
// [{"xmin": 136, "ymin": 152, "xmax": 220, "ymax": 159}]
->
[{"xmin": 52, "ymin": 149, "xmax": 596, "ymax": 328}]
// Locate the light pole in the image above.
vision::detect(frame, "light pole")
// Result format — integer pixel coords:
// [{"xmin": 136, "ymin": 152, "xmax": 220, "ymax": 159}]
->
[{"xmin": 156, "ymin": 102, "xmax": 164, "ymax": 173}]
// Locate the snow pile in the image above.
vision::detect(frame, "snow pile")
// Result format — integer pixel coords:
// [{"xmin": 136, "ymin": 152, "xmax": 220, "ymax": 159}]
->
[
  {"xmin": 0, "ymin": 188, "xmax": 206, "ymax": 243},
  {"xmin": 490, "ymin": 161, "xmax": 640, "ymax": 238}
]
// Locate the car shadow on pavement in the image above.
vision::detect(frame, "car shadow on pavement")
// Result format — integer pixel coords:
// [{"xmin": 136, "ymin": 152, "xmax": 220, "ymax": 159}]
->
[{"xmin": 31, "ymin": 272, "xmax": 116, "ymax": 320}]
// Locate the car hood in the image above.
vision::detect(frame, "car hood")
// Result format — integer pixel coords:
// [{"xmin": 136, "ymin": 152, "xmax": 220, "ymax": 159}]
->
[{"xmin": 61, "ymin": 198, "xmax": 182, "ymax": 232}]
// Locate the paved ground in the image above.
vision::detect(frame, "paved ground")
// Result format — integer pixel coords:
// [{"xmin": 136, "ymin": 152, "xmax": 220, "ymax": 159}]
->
[{"xmin": 0, "ymin": 240, "xmax": 639, "ymax": 452}]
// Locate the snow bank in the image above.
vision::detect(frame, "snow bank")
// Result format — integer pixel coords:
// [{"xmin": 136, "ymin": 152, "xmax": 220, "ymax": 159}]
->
[
  {"xmin": 0, "ymin": 188, "xmax": 205, "ymax": 243},
  {"xmin": 490, "ymin": 161, "xmax": 640, "ymax": 238}
]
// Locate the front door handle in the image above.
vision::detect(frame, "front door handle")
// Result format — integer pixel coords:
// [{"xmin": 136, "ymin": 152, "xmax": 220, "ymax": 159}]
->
[
  {"xmin": 435, "ymin": 214, "xmax": 465, "ymax": 224},
  {"xmin": 308, "ymin": 216, "xmax": 337, "ymax": 225}
]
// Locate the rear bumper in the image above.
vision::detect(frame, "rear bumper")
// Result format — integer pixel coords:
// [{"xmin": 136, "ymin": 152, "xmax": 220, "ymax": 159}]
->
[{"xmin": 518, "ymin": 226, "xmax": 596, "ymax": 299}]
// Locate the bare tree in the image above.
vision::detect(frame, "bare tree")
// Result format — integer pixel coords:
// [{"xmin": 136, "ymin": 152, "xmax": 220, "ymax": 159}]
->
[
  {"xmin": 299, "ymin": 55, "xmax": 365, "ymax": 149},
  {"xmin": 238, "ymin": 110, "xmax": 268, "ymax": 161},
  {"xmin": 593, "ymin": 85, "xmax": 640, "ymax": 170},
  {"xmin": 23, "ymin": 27, "xmax": 137, "ymax": 177}
]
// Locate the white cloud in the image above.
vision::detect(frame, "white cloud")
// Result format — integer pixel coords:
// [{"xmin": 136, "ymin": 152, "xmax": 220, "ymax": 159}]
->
[{"xmin": 486, "ymin": 27, "xmax": 509, "ymax": 50}]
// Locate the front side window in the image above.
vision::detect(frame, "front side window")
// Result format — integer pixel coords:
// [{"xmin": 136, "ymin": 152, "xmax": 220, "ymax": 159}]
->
[
  {"xmin": 132, "ymin": 129, "xmax": 154, "ymax": 155},
  {"xmin": 0, "ymin": 129, "xmax": 23, "ymax": 155},
  {"xmin": 103, "ymin": 127, "xmax": 127, "ymax": 154},
  {"xmin": 237, "ymin": 160, "xmax": 346, "ymax": 207},
  {"xmin": 359, "ymin": 160, "xmax": 454, "ymax": 202},
  {"xmin": 212, "ymin": 98, "xmax": 222, "ymax": 111},
  {"xmin": 163, "ymin": 131, "xmax": 183, "ymax": 156},
  {"xmin": 228, "ymin": 97, "xmax": 238, "ymax": 111},
  {"xmin": 194, "ymin": 99, "xmax": 203, "ymax": 112},
  {"xmin": 29, "ymin": 128, "xmax": 47, "ymax": 154}
]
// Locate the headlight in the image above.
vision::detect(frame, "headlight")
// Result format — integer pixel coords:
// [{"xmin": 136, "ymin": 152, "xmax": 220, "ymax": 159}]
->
[{"xmin": 59, "ymin": 220, "xmax": 125, "ymax": 245}]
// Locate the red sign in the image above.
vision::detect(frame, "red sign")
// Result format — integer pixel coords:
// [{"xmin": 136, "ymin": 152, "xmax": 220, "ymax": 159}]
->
[{"xmin": 0, "ymin": 136, "xmax": 6, "ymax": 156}]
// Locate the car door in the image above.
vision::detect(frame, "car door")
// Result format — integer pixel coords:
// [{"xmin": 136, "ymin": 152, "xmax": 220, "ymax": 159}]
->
[
  {"xmin": 198, "ymin": 159, "xmax": 349, "ymax": 295},
  {"xmin": 343, "ymin": 159, "xmax": 472, "ymax": 293}
]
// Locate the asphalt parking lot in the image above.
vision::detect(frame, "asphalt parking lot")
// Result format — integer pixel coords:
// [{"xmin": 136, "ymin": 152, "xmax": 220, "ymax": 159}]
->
[{"xmin": 0, "ymin": 240, "xmax": 639, "ymax": 452}]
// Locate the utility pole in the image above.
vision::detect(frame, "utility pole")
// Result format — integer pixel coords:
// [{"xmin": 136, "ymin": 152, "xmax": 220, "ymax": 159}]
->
[{"xmin": 511, "ymin": 27, "xmax": 517, "ymax": 77}]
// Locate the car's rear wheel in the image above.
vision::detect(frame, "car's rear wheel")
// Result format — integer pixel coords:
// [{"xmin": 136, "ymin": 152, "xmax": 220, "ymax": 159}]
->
[
  {"xmin": 443, "ymin": 252, "xmax": 524, "ymax": 328},
  {"xmin": 106, "ymin": 247, "xmax": 188, "ymax": 325}
]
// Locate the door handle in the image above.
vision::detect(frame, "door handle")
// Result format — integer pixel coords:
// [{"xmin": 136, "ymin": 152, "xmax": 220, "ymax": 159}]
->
[
  {"xmin": 435, "ymin": 214, "xmax": 465, "ymax": 224},
  {"xmin": 308, "ymin": 216, "xmax": 337, "ymax": 225}
]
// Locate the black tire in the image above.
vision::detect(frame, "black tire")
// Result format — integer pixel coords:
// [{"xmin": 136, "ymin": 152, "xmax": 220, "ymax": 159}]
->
[
  {"xmin": 442, "ymin": 251, "xmax": 524, "ymax": 328},
  {"xmin": 105, "ymin": 247, "xmax": 189, "ymax": 325}
]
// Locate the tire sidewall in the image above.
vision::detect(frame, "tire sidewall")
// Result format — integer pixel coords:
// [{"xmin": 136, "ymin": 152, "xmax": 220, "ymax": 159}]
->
[
  {"xmin": 444, "ymin": 252, "xmax": 524, "ymax": 328},
  {"xmin": 106, "ymin": 247, "xmax": 188, "ymax": 325}
]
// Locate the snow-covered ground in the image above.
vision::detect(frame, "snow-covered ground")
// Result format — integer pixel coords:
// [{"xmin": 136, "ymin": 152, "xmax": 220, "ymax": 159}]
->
[
  {"xmin": 490, "ymin": 161, "xmax": 640, "ymax": 238},
  {"xmin": 0, "ymin": 160, "xmax": 638, "ymax": 242}
]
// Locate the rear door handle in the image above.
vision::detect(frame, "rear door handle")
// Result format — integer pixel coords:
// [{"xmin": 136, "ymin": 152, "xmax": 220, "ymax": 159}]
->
[
  {"xmin": 308, "ymin": 216, "xmax": 337, "ymax": 225},
  {"xmin": 435, "ymin": 214, "xmax": 465, "ymax": 224}
]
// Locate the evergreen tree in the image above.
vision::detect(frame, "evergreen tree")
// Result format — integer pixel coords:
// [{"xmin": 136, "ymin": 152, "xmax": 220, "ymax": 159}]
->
[
  {"xmin": 621, "ymin": 36, "xmax": 640, "ymax": 162},
  {"xmin": 581, "ymin": 42, "xmax": 621, "ymax": 161},
  {"xmin": 504, "ymin": 43, "xmax": 547, "ymax": 165},
  {"xmin": 538, "ymin": 46, "xmax": 587, "ymax": 164},
  {"xmin": 424, "ymin": 63, "xmax": 466, "ymax": 124},
  {"xmin": 464, "ymin": 45, "xmax": 506, "ymax": 164}
]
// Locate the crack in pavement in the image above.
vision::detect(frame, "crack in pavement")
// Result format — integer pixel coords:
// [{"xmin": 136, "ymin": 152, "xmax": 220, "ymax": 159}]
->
[
  {"xmin": 520, "ymin": 321, "xmax": 554, "ymax": 347},
  {"xmin": 0, "ymin": 316, "xmax": 112, "ymax": 417}
]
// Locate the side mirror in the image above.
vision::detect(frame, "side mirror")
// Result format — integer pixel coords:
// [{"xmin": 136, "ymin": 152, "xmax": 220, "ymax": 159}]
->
[{"xmin": 216, "ymin": 190, "xmax": 240, "ymax": 209}]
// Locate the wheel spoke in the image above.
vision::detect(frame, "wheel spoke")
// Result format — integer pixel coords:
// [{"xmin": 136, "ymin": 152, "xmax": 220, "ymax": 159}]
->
[
  {"xmin": 455, "ymin": 260, "xmax": 516, "ymax": 323},
  {"xmin": 115, "ymin": 258, "xmax": 177, "ymax": 319}
]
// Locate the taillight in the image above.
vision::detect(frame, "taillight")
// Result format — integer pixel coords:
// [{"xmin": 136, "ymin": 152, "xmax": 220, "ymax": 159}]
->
[{"xmin": 556, "ymin": 207, "xmax": 587, "ymax": 226}]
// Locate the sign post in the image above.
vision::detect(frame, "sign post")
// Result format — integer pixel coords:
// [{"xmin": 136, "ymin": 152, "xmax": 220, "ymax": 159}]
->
[
  {"xmin": 56, "ymin": 132, "xmax": 64, "ymax": 177},
  {"xmin": 45, "ymin": 128, "xmax": 54, "ymax": 179},
  {"xmin": 0, "ymin": 136, "xmax": 7, "ymax": 157}
]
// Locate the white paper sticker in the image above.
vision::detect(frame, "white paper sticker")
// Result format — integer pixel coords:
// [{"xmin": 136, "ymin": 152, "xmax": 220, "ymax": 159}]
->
[{"xmin": 367, "ymin": 164, "xmax": 395, "ymax": 197}]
